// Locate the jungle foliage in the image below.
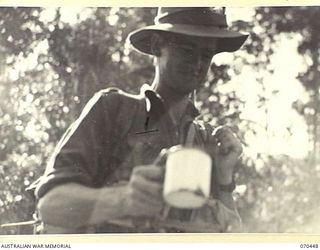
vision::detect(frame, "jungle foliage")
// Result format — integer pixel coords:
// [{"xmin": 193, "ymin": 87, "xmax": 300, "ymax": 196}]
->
[{"xmin": 0, "ymin": 7, "xmax": 319, "ymax": 234}]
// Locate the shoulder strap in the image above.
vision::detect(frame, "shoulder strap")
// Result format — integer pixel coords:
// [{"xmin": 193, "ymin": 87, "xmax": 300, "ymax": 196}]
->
[
  {"xmin": 115, "ymin": 91, "xmax": 142, "ymax": 139},
  {"xmin": 100, "ymin": 87, "xmax": 141, "ymax": 140},
  {"xmin": 185, "ymin": 120, "xmax": 213, "ymax": 148},
  {"xmin": 185, "ymin": 122, "xmax": 196, "ymax": 147}
]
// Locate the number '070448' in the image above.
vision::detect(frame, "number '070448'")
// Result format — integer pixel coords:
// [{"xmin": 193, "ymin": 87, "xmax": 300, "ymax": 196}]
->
[{"xmin": 300, "ymin": 244, "xmax": 319, "ymax": 248}]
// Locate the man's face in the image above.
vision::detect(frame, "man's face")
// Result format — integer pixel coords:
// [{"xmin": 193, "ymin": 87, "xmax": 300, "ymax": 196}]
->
[{"xmin": 157, "ymin": 33, "xmax": 217, "ymax": 95}]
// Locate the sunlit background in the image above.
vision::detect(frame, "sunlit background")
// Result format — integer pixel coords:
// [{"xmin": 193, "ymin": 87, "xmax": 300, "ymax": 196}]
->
[{"xmin": 0, "ymin": 7, "xmax": 319, "ymax": 234}]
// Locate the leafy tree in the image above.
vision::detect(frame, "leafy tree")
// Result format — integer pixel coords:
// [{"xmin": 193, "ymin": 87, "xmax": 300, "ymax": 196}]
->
[
  {"xmin": 1, "ymin": 6, "xmax": 318, "ymax": 234},
  {"xmin": 231, "ymin": 6, "xmax": 320, "ymax": 233},
  {"xmin": 255, "ymin": 7, "xmax": 320, "ymax": 163},
  {"xmin": 0, "ymin": 7, "xmax": 158, "ymax": 234}
]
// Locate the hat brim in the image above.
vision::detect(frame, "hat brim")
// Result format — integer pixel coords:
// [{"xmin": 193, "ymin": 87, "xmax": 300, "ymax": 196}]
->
[{"xmin": 128, "ymin": 23, "xmax": 249, "ymax": 55}]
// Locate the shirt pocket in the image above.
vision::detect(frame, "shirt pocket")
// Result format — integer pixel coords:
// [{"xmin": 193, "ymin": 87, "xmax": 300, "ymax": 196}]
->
[{"xmin": 128, "ymin": 131, "xmax": 165, "ymax": 166}]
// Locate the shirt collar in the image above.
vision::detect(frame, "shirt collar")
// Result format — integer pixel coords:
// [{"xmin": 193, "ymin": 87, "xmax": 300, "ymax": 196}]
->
[{"xmin": 139, "ymin": 84, "xmax": 200, "ymax": 118}]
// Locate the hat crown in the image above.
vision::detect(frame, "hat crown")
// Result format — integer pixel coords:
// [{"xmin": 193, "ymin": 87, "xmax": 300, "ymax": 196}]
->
[
  {"xmin": 128, "ymin": 7, "xmax": 248, "ymax": 56},
  {"xmin": 155, "ymin": 7, "xmax": 227, "ymax": 28}
]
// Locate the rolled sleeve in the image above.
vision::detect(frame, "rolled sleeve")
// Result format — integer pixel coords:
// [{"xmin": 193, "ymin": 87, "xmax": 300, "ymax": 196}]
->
[
  {"xmin": 35, "ymin": 89, "xmax": 121, "ymax": 199},
  {"xmin": 35, "ymin": 167, "xmax": 93, "ymax": 199}
]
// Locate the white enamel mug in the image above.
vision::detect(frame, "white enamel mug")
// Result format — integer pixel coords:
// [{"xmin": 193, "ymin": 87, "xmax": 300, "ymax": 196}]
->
[{"xmin": 162, "ymin": 146, "xmax": 212, "ymax": 209}]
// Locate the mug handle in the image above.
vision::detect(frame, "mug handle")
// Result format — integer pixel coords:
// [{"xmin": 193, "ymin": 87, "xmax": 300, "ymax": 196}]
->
[{"xmin": 153, "ymin": 148, "xmax": 169, "ymax": 166}]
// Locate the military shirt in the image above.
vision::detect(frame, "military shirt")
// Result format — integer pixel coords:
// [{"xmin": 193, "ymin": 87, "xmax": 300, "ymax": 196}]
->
[{"xmin": 34, "ymin": 85, "xmax": 240, "ymax": 233}]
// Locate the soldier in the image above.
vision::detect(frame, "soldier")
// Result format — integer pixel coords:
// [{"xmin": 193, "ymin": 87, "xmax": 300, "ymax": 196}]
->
[{"xmin": 32, "ymin": 7, "xmax": 248, "ymax": 233}]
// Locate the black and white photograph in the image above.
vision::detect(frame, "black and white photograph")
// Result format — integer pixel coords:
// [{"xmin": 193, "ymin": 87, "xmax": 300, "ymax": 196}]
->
[{"xmin": 0, "ymin": 6, "xmax": 319, "ymax": 235}]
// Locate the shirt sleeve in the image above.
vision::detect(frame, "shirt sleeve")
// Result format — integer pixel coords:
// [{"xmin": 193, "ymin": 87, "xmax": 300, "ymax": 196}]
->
[{"xmin": 35, "ymin": 89, "xmax": 122, "ymax": 199}]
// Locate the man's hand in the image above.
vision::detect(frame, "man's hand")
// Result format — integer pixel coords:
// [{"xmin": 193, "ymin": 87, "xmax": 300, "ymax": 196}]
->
[
  {"xmin": 123, "ymin": 165, "xmax": 164, "ymax": 218},
  {"xmin": 210, "ymin": 126, "xmax": 243, "ymax": 185}
]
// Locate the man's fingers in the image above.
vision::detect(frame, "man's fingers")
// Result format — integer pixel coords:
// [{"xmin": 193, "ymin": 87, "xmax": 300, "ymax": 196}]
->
[
  {"xmin": 131, "ymin": 174, "xmax": 163, "ymax": 198},
  {"xmin": 218, "ymin": 139, "xmax": 233, "ymax": 155},
  {"xmin": 212, "ymin": 126, "xmax": 235, "ymax": 139},
  {"xmin": 131, "ymin": 186, "xmax": 163, "ymax": 206},
  {"xmin": 128, "ymin": 176, "xmax": 164, "ymax": 216},
  {"xmin": 132, "ymin": 165, "xmax": 164, "ymax": 182},
  {"xmin": 128, "ymin": 190, "xmax": 164, "ymax": 217},
  {"xmin": 212, "ymin": 125, "xmax": 229, "ymax": 136},
  {"xmin": 212, "ymin": 126, "xmax": 243, "ymax": 156}
]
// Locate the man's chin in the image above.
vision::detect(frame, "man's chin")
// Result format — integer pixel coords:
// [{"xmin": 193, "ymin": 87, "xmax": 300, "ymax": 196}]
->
[
  {"xmin": 172, "ymin": 86, "xmax": 196, "ymax": 96},
  {"xmin": 166, "ymin": 79, "xmax": 201, "ymax": 96},
  {"xmin": 178, "ymin": 81, "xmax": 201, "ymax": 93}
]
